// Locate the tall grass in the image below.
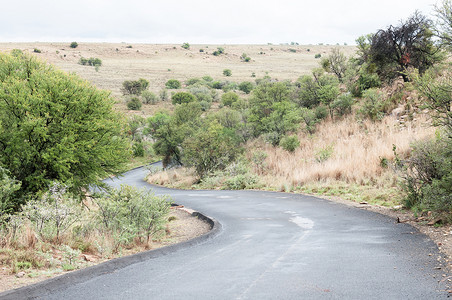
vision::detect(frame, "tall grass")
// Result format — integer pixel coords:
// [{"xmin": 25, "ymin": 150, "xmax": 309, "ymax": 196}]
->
[{"xmin": 248, "ymin": 113, "xmax": 434, "ymax": 205}]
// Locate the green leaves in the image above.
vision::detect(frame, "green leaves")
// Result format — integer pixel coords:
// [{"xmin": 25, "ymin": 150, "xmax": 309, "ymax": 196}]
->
[{"xmin": 0, "ymin": 52, "xmax": 130, "ymax": 202}]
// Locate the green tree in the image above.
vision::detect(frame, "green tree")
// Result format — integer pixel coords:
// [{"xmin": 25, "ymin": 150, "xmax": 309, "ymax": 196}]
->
[
  {"xmin": 165, "ymin": 79, "xmax": 181, "ymax": 89},
  {"xmin": 0, "ymin": 167, "xmax": 21, "ymax": 216},
  {"xmin": 182, "ymin": 121, "xmax": 241, "ymax": 178},
  {"xmin": 238, "ymin": 81, "xmax": 254, "ymax": 94},
  {"xmin": 122, "ymin": 78, "xmax": 149, "ymax": 95},
  {"xmin": 223, "ymin": 69, "xmax": 232, "ymax": 76},
  {"xmin": 0, "ymin": 53, "xmax": 129, "ymax": 202},
  {"xmin": 70, "ymin": 42, "xmax": 78, "ymax": 48},
  {"xmin": 171, "ymin": 92, "xmax": 197, "ymax": 105},
  {"xmin": 221, "ymin": 91, "xmax": 239, "ymax": 107},
  {"xmin": 181, "ymin": 42, "xmax": 190, "ymax": 50},
  {"xmin": 433, "ymin": 0, "xmax": 452, "ymax": 52}
]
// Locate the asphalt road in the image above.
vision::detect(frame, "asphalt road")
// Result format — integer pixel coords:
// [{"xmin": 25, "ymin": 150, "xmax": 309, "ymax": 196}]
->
[{"xmin": 2, "ymin": 166, "xmax": 449, "ymax": 299}]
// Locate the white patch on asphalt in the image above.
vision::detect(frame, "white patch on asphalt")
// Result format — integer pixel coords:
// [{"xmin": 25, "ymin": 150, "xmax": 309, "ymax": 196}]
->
[
  {"xmin": 289, "ymin": 216, "xmax": 314, "ymax": 229},
  {"xmin": 216, "ymin": 195, "xmax": 233, "ymax": 199}
]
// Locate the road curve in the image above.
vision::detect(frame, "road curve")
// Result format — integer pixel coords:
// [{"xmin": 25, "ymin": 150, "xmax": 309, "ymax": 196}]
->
[{"xmin": 2, "ymin": 166, "xmax": 449, "ymax": 299}]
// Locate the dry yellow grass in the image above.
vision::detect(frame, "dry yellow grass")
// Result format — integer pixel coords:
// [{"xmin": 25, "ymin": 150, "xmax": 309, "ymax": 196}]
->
[{"xmin": 248, "ymin": 113, "xmax": 434, "ymax": 205}]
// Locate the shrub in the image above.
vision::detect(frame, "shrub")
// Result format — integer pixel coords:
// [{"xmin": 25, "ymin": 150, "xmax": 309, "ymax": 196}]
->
[
  {"xmin": 165, "ymin": 79, "xmax": 181, "ymax": 89},
  {"xmin": 181, "ymin": 42, "xmax": 190, "ymax": 50},
  {"xmin": 331, "ymin": 93, "xmax": 354, "ymax": 117},
  {"xmin": 280, "ymin": 135, "xmax": 300, "ymax": 152},
  {"xmin": 223, "ymin": 69, "xmax": 232, "ymax": 77},
  {"xmin": 95, "ymin": 185, "xmax": 171, "ymax": 246},
  {"xmin": 171, "ymin": 92, "xmax": 197, "ymax": 105},
  {"xmin": 186, "ymin": 78, "xmax": 201, "ymax": 86},
  {"xmin": 33, "ymin": 48, "xmax": 41, "ymax": 53},
  {"xmin": 238, "ymin": 81, "xmax": 254, "ymax": 94},
  {"xmin": 358, "ymin": 88, "xmax": 385, "ymax": 121},
  {"xmin": 189, "ymin": 85, "xmax": 212, "ymax": 102},
  {"xmin": 401, "ymin": 134, "xmax": 451, "ymax": 215},
  {"xmin": 122, "ymin": 78, "xmax": 149, "ymax": 95},
  {"xmin": 0, "ymin": 167, "xmax": 21, "ymax": 216},
  {"xmin": 70, "ymin": 42, "xmax": 78, "ymax": 48},
  {"xmin": 141, "ymin": 90, "xmax": 158, "ymax": 104},
  {"xmin": 213, "ymin": 47, "xmax": 225, "ymax": 56},
  {"xmin": 79, "ymin": 57, "xmax": 102, "ymax": 67},
  {"xmin": 212, "ymin": 81, "xmax": 223, "ymax": 89},
  {"xmin": 159, "ymin": 89, "xmax": 168, "ymax": 101},
  {"xmin": 0, "ymin": 53, "xmax": 129, "ymax": 202},
  {"xmin": 132, "ymin": 141, "xmax": 145, "ymax": 157},
  {"xmin": 221, "ymin": 92, "xmax": 239, "ymax": 107},
  {"xmin": 127, "ymin": 97, "xmax": 142, "ymax": 110},
  {"xmin": 202, "ymin": 75, "xmax": 213, "ymax": 82},
  {"xmin": 315, "ymin": 54, "xmax": 321, "ymax": 58}
]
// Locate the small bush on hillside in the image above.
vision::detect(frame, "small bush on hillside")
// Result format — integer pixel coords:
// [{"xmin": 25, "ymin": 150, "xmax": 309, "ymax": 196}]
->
[
  {"xmin": 223, "ymin": 69, "xmax": 232, "ymax": 77},
  {"xmin": 221, "ymin": 92, "xmax": 239, "ymax": 107},
  {"xmin": 358, "ymin": 89, "xmax": 386, "ymax": 121},
  {"xmin": 33, "ymin": 48, "xmax": 41, "ymax": 53},
  {"xmin": 159, "ymin": 89, "xmax": 169, "ymax": 101},
  {"xmin": 238, "ymin": 81, "xmax": 254, "ymax": 94},
  {"xmin": 213, "ymin": 47, "xmax": 225, "ymax": 56},
  {"xmin": 127, "ymin": 97, "xmax": 142, "ymax": 110},
  {"xmin": 181, "ymin": 42, "xmax": 190, "ymax": 50},
  {"xmin": 315, "ymin": 54, "xmax": 321, "ymax": 58},
  {"xmin": 280, "ymin": 135, "xmax": 300, "ymax": 152},
  {"xmin": 186, "ymin": 78, "xmax": 202, "ymax": 86},
  {"xmin": 165, "ymin": 79, "xmax": 181, "ymax": 89},
  {"xmin": 401, "ymin": 134, "xmax": 451, "ymax": 217},
  {"xmin": 70, "ymin": 42, "xmax": 78, "ymax": 48},
  {"xmin": 122, "ymin": 78, "xmax": 149, "ymax": 95},
  {"xmin": 171, "ymin": 92, "xmax": 197, "ymax": 105},
  {"xmin": 331, "ymin": 93, "xmax": 354, "ymax": 117},
  {"xmin": 141, "ymin": 90, "xmax": 158, "ymax": 104},
  {"xmin": 79, "ymin": 57, "xmax": 102, "ymax": 67}
]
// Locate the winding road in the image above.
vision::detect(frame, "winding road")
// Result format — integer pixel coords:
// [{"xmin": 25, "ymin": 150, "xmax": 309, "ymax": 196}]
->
[{"xmin": 2, "ymin": 166, "xmax": 449, "ymax": 299}]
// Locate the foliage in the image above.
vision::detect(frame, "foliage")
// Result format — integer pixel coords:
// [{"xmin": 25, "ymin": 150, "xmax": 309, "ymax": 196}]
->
[
  {"xmin": 94, "ymin": 185, "xmax": 171, "ymax": 246},
  {"xmin": 171, "ymin": 91, "xmax": 197, "ymax": 105},
  {"xmin": 410, "ymin": 65, "xmax": 452, "ymax": 133},
  {"xmin": 223, "ymin": 69, "xmax": 232, "ymax": 77},
  {"xmin": 314, "ymin": 54, "xmax": 321, "ymax": 59},
  {"xmin": 357, "ymin": 89, "xmax": 386, "ymax": 121},
  {"xmin": 79, "ymin": 57, "xmax": 102, "ymax": 67},
  {"xmin": 141, "ymin": 90, "xmax": 158, "ymax": 104},
  {"xmin": 400, "ymin": 134, "xmax": 451, "ymax": 215},
  {"xmin": 33, "ymin": 48, "xmax": 41, "ymax": 53},
  {"xmin": 165, "ymin": 79, "xmax": 181, "ymax": 89},
  {"xmin": 321, "ymin": 48, "xmax": 347, "ymax": 82},
  {"xmin": 159, "ymin": 89, "xmax": 169, "ymax": 101},
  {"xmin": 331, "ymin": 93, "xmax": 354, "ymax": 117},
  {"xmin": 70, "ymin": 42, "xmax": 78, "ymax": 48},
  {"xmin": 0, "ymin": 53, "xmax": 129, "ymax": 202},
  {"xmin": 0, "ymin": 167, "xmax": 21, "ymax": 216},
  {"xmin": 238, "ymin": 81, "xmax": 254, "ymax": 94},
  {"xmin": 433, "ymin": 0, "xmax": 452, "ymax": 52},
  {"xmin": 280, "ymin": 135, "xmax": 300, "ymax": 152},
  {"xmin": 221, "ymin": 91, "xmax": 239, "ymax": 107},
  {"xmin": 368, "ymin": 12, "xmax": 443, "ymax": 81},
  {"xmin": 127, "ymin": 97, "xmax": 142, "ymax": 110},
  {"xmin": 181, "ymin": 42, "xmax": 190, "ymax": 50},
  {"xmin": 182, "ymin": 121, "xmax": 242, "ymax": 178},
  {"xmin": 21, "ymin": 182, "xmax": 81, "ymax": 241},
  {"xmin": 189, "ymin": 85, "xmax": 213, "ymax": 103},
  {"xmin": 122, "ymin": 78, "xmax": 149, "ymax": 95},
  {"xmin": 213, "ymin": 47, "xmax": 225, "ymax": 56},
  {"xmin": 240, "ymin": 53, "xmax": 251, "ymax": 62}
]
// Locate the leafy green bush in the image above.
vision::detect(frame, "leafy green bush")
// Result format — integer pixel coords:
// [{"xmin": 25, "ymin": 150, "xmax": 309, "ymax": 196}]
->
[
  {"xmin": 132, "ymin": 141, "xmax": 145, "ymax": 157},
  {"xmin": 331, "ymin": 93, "xmax": 354, "ymax": 117},
  {"xmin": 189, "ymin": 86, "xmax": 212, "ymax": 102},
  {"xmin": 315, "ymin": 54, "xmax": 321, "ymax": 58},
  {"xmin": 127, "ymin": 97, "xmax": 142, "ymax": 110},
  {"xmin": 280, "ymin": 135, "xmax": 300, "ymax": 152},
  {"xmin": 186, "ymin": 78, "xmax": 201, "ymax": 86},
  {"xmin": 70, "ymin": 42, "xmax": 78, "ymax": 48},
  {"xmin": 213, "ymin": 47, "xmax": 225, "ymax": 56},
  {"xmin": 122, "ymin": 78, "xmax": 149, "ymax": 95},
  {"xmin": 358, "ymin": 89, "xmax": 385, "ymax": 121},
  {"xmin": 171, "ymin": 92, "xmax": 197, "ymax": 105},
  {"xmin": 238, "ymin": 81, "xmax": 254, "ymax": 94},
  {"xmin": 141, "ymin": 90, "xmax": 158, "ymax": 104},
  {"xmin": 79, "ymin": 57, "xmax": 102, "ymax": 67},
  {"xmin": 181, "ymin": 42, "xmax": 190, "ymax": 50},
  {"xmin": 33, "ymin": 48, "xmax": 41, "ymax": 53},
  {"xmin": 0, "ymin": 52, "xmax": 129, "ymax": 201},
  {"xmin": 221, "ymin": 92, "xmax": 239, "ymax": 107},
  {"xmin": 159, "ymin": 89, "xmax": 169, "ymax": 101},
  {"xmin": 165, "ymin": 79, "xmax": 181, "ymax": 89},
  {"xmin": 401, "ymin": 134, "xmax": 451, "ymax": 216},
  {"xmin": 223, "ymin": 69, "xmax": 232, "ymax": 76},
  {"xmin": 0, "ymin": 167, "xmax": 21, "ymax": 216}
]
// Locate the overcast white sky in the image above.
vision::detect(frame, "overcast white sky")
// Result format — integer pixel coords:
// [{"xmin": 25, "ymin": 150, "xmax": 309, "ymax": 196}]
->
[{"xmin": 0, "ymin": 0, "xmax": 438, "ymax": 45}]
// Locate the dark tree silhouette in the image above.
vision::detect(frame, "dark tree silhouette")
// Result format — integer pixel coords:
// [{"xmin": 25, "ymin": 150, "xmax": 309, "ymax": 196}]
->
[{"xmin": 369, "ymin": 12, "xmax": 441, "ymax": 81}]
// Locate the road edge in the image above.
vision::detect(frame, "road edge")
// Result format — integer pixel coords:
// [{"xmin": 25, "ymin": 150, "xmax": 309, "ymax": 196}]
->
[{"xmin": 0, "ymin": 210, "xmax": 221, "ymax": 300}]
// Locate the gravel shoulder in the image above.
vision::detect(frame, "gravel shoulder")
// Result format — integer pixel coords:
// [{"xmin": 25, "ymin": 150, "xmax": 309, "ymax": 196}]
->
[{"xmin": 0, "ymin": 207, "xmax": 211, "ymax": 293}]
